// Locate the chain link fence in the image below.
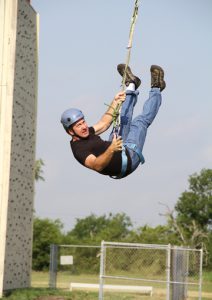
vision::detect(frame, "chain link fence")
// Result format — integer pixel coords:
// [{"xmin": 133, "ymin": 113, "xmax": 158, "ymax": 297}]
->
[
  {"xmin": 48, "ymin": 242, "xmax": 203, "ymax": 299},
  {"xmin": 99, "ymin": 241, "xmax": 203, "ymax": 300},
  {"xmin": 49, "ymin": 244, "xmax": 101, "ymax": 290}
]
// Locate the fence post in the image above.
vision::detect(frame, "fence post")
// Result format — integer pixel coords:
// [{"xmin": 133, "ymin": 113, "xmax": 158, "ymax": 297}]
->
[
  {"xmin": 99, "ymin": 240, "xmax": 105, "ymax": 300},
  {"xmin": 171, "ymin": 247, "xmax": 188, "ymax": 300},
  {"xmin": 49, "ymin": 244, "xmax": 58, "ymax": 288},
  {"xmin": 166, "ymin": 244, "xmax": 171, "ymax": 300},
  {"xmin": 198, "ymin": 248, "xmax": 203, "ymax": 300}
]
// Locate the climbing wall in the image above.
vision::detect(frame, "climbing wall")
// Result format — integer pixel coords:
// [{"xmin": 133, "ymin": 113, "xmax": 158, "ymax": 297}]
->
[{"xmin": 0, "ymin": 0, "xmax": 38, "ymax": 294}]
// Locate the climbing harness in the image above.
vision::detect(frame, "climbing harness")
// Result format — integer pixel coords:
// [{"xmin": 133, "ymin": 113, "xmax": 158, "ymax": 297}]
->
[
  {"xmin": 111, "ymin": 143, "xmax": 145, "ymax": 179},
  {"xmin": 110, "ymin": 147, "xmax": 128, "ymax": 179},
  {"xmin": 125, "ymin": 143, "xmax": 145, "ymax": 165}
]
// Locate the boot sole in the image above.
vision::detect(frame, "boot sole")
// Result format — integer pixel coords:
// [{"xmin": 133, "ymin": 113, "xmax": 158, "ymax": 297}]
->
[
  {"xmin": 150, "ymin": 65, "xmax": 164, "ymax": 75},
  {"xmin": 150, "ymin": 65, "xmax": 166, "ymax": 91},
  {"xmin": 117, "ymin": 64, "xmax": 141, "ymax": 88}
]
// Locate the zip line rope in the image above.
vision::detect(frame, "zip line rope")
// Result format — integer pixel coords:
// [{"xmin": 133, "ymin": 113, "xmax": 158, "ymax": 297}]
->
[
  {"xmin": 121, "ymin": 0, "xmax": 140, "ymax": 90},
  {"xmin": 113, "ymin": 0, "xmax": 141, "ymax": 135}
]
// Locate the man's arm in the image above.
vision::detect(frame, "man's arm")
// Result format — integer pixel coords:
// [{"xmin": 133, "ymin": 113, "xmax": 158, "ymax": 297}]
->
[
  {"xmin": 93, "ymin": 91, "xmax": 126, "ymax": 135},
  {"xmin": 84, "ymin": 135, "xmax": 122, "ymax": 172}
]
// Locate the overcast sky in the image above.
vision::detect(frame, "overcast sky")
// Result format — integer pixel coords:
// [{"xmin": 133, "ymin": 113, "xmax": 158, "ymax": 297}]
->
[{"xmin": 31, "ymin": 0, "xmax": 212, "ymax": 232}]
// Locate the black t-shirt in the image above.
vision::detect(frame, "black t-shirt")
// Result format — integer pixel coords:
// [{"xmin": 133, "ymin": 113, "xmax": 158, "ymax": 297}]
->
[{"xmin": 70, "ymin": 127, "xmax": 131, "ymax": 176}]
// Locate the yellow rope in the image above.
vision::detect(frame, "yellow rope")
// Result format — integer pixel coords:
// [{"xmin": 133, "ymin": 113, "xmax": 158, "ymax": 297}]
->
[
  {"xmin": 114, "ymin": 0, "xmax": 141, "ymax": 134},
  {"xmin": 121, "ymin": 0, "xmax": 140, "ymax": 91}
]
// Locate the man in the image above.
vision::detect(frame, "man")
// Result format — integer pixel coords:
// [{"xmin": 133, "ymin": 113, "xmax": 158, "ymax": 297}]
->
[{"xmin": 61, "ymin": 64, "xmax": 166, "ymax": 179}]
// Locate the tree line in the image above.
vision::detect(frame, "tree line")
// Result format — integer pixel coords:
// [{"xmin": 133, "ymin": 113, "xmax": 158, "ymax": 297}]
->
[{"xmin": 33, "ymin": 168, "xmax": 212, "ymax": 271}]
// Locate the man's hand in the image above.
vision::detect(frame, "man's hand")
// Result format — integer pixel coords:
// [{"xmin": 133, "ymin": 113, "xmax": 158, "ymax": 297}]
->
[
  {"xmin": 85, "ymin": 134, "xmax": 123, "ymax": 172},
  {"xmin": 114, "ymin": 91, "xmax": 126, "ymax": 104},
  {"xmin": 93, "ymin": 91, "xmax": 126, "ymax": 135},
  {"xmin": 110, "ymin": 134, "xmax": 123, "ymax": 152}
]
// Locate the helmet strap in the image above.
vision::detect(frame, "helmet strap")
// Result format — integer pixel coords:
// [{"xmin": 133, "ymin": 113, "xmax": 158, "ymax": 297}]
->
[{"xmin": 71, "ymin": 129, "xmax": 88, "ymax": 141}]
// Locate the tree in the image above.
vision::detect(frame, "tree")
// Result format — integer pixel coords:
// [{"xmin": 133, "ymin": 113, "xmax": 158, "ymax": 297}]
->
[
  {"xmin": 66, "ymin": 214, "xmax": 108, "ymax": 242},
  {"xmin": 63, "ymin": 213, "xmax": 133, "ymax": 273},
  {"xmin": 161, "ymin": 169, "xmax": 212, "ymax": 268},
  {"xmin": 32, "ymin": 217, "xmax": 64, "ymax": 270},
  {"xmin": 35, "ymin": 159, "xmax": 45, "ymax": 181},
  {"xmin": 98, "ymin": 213, "xmax": 132, "ymax": 241},
  {"xmin": 65, "ymin": 213, "xmax": 132, "ymax": 244},
  {"xmin": 129, "ymin": 224, "xmax": 178, "ymax": 245},
  {"xmin": 175, "ymin": 169, "xmax": 212, "ymax": 230}
]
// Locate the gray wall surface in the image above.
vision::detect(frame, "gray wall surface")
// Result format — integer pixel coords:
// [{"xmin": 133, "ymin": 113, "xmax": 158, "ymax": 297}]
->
[{"xmin": 0, "ymin": 0, "xmax": 38, "ymax": 294}]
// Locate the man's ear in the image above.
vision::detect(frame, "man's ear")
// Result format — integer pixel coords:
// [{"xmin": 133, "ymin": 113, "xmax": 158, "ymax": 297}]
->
[{"xmin": 67, "ymin": 128, "xmax": 74, "ymax": 136}]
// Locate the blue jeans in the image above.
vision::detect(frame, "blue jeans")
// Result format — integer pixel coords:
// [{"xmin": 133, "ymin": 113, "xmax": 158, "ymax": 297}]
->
[{"xmin": 109, "ymin": 88, "xmax": 162, "ymax": 175}]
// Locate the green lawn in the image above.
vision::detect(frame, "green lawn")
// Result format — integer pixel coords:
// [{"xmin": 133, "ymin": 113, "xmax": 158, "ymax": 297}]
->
[
  {"xmin": 32, "ymin": 270, "xmax": 212, "ymax": 299},
  {"xmin": 0, "ymin": 288, "xmax": 97, "ymax": 300},
  {"xmin": 0, "ymin": 288, "xmax": 212, "ymax": 300},
  {"xmin": 0, "ymin": 271, "xmax": 211, "ymax": 300}
]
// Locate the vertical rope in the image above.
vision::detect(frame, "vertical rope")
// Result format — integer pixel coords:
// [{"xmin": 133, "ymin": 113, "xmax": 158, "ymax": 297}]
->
[
  {"xmin": 114, "ymin": 0, "xmax": 140, "ymax": 135},
  {"xmin": 121, "ymin": 0, "xmax": 140, "ymax": 91}
]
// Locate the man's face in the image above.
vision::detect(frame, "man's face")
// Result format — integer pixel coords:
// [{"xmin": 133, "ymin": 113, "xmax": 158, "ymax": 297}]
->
[{"xmin": 69, "ymin": 118, "xmax": 89, "ymax": 139}]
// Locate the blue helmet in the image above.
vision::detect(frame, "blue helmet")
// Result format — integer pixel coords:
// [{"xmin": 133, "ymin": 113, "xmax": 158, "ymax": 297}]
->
[{"xmin": 61, "ymin": 108, "xmax": 84, "ymax": 130}]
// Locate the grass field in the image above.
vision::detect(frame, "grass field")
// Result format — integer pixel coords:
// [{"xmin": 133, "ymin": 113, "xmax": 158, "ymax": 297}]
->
[
  {"xmin": 0, "ymin": 271, "xmax": 211, "ymax": 299},
  {"xmin": 31, "ymin": 270, "xmax": 212, "ymax": 299}
]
